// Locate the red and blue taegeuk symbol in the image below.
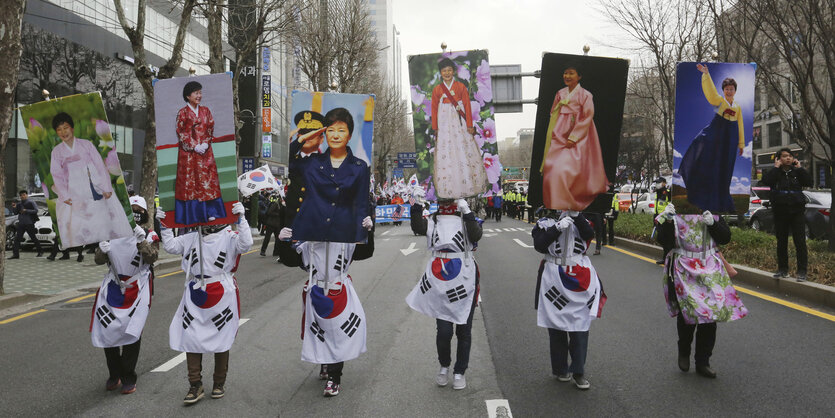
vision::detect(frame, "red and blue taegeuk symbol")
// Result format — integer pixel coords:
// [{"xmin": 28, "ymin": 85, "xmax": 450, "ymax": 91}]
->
[
  {"xmin": 189, "ymin": 281, "xmax": 224, "ymax": 308},
  {"xmin": 249, "ymin": 171, "xmax": 266, "ymax": 182},
  {"xmin": 558, "ymin": 265, "xmax": 591, "ymax": 292},
  {"xmin": 106, "ymin": 279, "xmax": 138, "ymax": 309},
  {"xmin": 310, "ymin": 285, "xmax": 347, "ymax": 319},
  {"xmin": 431, "ymin": 258, "xmax": 462, "ymax": 281}
]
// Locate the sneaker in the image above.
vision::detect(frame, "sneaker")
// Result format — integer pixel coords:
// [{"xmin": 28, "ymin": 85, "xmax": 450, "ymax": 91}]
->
[
  {"xmin": 773, "ymin": 270, "xmax": 787, "ymax": 278},
  {"xmin": 556, "ymin": 373, "xmax": 572, "ymax": 382},
  {"xmin": 452, "ymin": 373, "xmax": 466, "ymax": 390},
  {"xmin": 435, "ymin": 367, "xmax": 449, "ymax": 387},
  {"xmin": 183, "ymin": 384, "xmax": 204, "ymax": 404},
  {"xmin": 105, "ymin": 378, "xmax": 120, "ymax": 391},
  {"xmin": 211, "ymin": 384, "xmax": 225, "ymax": 399},
  {"xmin": 571, "ymin": 374, "xmax": 590, "ymax": 390},
  {"xmin": 121, "ymin": 383, "xmax": 136, "ymax": 394},
  {"xmin": 323, "ymin": 380, "xmax": 340, "ymax": 397},
  {"xmin": 319, "ymin": 365, "xmax": 329, "ymax": 380},
  {"xmin": 696, "ymin": 365, "xmax": 717, "ymax": 378},
  {"xmin": 796, "ymin": 271, "xmax": 807, "ymax": 282}
]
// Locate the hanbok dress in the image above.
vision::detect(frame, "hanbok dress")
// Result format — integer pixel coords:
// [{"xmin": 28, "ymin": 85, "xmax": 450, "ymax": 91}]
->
[
  {"xmin": 540, "ymin": 85, "xmax": 609, "ymax": 211},
  {"xmin": 163, "ymin": 223, "xmax": 252, "ymax": 353},
  {"xmin": 662, "ymin": 214, "xmax": 747, "ymax": 324},
  {"xmin": 678, "ymin": 73, "xmax": 745, "ymax": 213},
  {"xmin": 50, "ymin": 137, "xmax": 132, "ymax": 247},
  {"xmin": 430, "ymin": 80, "xmax": 488, "ymax": 199},
  {"xmin": 174, "ymin": 104, "xmax": 226, "ymax": 225}
]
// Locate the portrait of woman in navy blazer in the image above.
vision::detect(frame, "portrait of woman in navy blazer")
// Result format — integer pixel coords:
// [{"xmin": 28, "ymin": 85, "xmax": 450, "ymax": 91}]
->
[{"xmin": 289, "ymin": 107, "xmax": 371, "ymax": 243}]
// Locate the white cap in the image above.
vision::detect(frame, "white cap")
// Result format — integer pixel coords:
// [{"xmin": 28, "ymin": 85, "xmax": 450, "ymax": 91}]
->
[{"xmin": 129, "ymin": 196, "xmax": 147, "ymax": 210}]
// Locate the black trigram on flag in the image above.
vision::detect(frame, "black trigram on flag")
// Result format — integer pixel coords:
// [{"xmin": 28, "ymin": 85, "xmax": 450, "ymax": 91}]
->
[
  {"xmin": 182, "ymin": 306, "xmax": 195, "ymax": 329},
  {"xmin": 333, "ymin": 254, "xmax": 348, "ymax": 272},
  {"xmin": 451, "ymin": 231, "xmax": 466, "ymax": 251},
  {"xmin": 310, "ymin": 321, "xmax": 325, "ymax": 342},
  {"xmin": 214, "ymin": 251, "xmax": 227, "ymax": 269},
  {"xmin": 341, "ymin": 313, "xmax": 361, "ymax": 337},
  {"xmin": 96, "ymin": 305, "xmax": 115, "ymax": 328},
  {"xmin": 130, "ymin": 253, "xmax": 141, "ymax": 267},
  {"xmin": 212, "ymin": 306, "xmax": 233, "ymax": 331},
  {"xmin": 573, "ymin": 237, "xmax": 586, "ymax": 254},
  {"xmin": 446, "ymin": 285, "xmax": 467, "ymax": 302},
  {"xmin": 586, "ymin": 294, "xmax": 596, "ymax": 310},
  {"xmin": 545, "ymin": 286, "xmax": 569, "ymax": 310},
  {"xmin": 419, "ymin": 274, "xmax": 432, "ymax": 294},
  {"xmin": 186, "ymin": 248, "xmax": 199, "ymax": 268},
  {"xmin": 431, "ymin": 231, "xmax": 440, "ymax": 247}
]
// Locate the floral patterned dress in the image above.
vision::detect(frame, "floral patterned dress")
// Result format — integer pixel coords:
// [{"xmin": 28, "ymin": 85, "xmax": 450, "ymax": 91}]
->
[
  {"xmin": 174, "ymin": 105, "xmax": 226, "ymax": 225},
  {"xmin": 662, "ymin": 215, "xmax": 747, "ymax": 324}
]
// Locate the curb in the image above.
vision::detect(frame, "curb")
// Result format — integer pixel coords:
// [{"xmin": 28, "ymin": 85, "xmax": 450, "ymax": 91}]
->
[{"xmin": 613, "ymin": 236, "xmax": 835, "ymax": 310}]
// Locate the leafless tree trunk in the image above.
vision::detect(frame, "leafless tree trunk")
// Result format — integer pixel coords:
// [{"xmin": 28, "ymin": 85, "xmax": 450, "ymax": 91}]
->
[
  {"xmin": 202, "ymin": 0, "xmax": 227, "ymax": 74},
  {"xmin": 0, "ymin": 0, "xmax": 27, "ymax": 294},
  {"xmin": 372, "ymin": 80, "xmax": 412, "ymax": 176},
  {"xmin": 708, "ymin": 0, "xmax": 835, "ymax": 249},
  {"xmin": 112, "ymin": 0, "xmax": 196, "ymax": 224}
]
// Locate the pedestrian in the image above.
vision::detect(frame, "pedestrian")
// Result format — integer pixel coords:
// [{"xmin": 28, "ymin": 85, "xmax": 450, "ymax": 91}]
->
[
  {"xmin": 605, "ymin": 190, "xmax": 618, "ymax": 246},
  {"xmin": 583, "ymin": 211, "xmax": 605, "ymax": 255},
  {"xmin": 9, "ymin": 190, "xmax": 44, "ymax": 259},
  {"xmin": 532, "ymin": 210, "xmax": 605, "ymax": 390},
  {"xmin": 410, "ymin": 198, "xmax": 426, "ymax": 236},
  {"xmin": 406, "ymin": 198, "xmax": 482, "ymax": 390},
  {"xmin": 158, "ymin": 202, "xmax": 252, "ymax": 404},
  {"xmin": 760, "ymin": 148, "xmax": 813, "ymax": 281},
  {"xmin": 90, "ymin": 196, "xmax": 159, "ymax": 395},
  {"xmin": 656, "ymin": 204, "xmax": 748, "ymax": 378},
  {"xmin": 492, "ymin": 192, "xmax": 502, "ymax": 222},
  {"xmin": 485, "ymin": 195, "xmax": 493, "ymax": 220},
  {"xmin": 258, "ymin": 191, "xmax": 270, "ymax": 235},
  {"xmin": 260, "ymin": 195, "xmax": 284, "ymax": 257},
  {"xmin": 654, "ymin": 178, "xmax": 672, "ymax": 264}
]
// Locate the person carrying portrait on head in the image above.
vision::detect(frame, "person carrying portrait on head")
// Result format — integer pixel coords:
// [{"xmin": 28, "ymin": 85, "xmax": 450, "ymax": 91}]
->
[
  {"xmin": 50, "ymin": 112, "xmax": 132, "ymax": 247},
  {"xmin": 430, "ymin": 58, "xmax": 488, "ymax": 199},
  {"xmin": 158, "ymin": 201, "xmax": 252, "ymax": 404},
  {"xmin": 655, "ymin": 204, "xmax": 747, "ymax": 379},
  {"xmin": 677, "ymin": 64, "xmax": 745, "ymax": 213},
  {"xmin": 90, "ymin": 196, "xmax": 159, "ymax": 395},
  {"xmin": 540, "ymin": 65, "xmax": 609, "ymax": 211},
  {"xmin": 531, "ymin": 209, "xmax": 605, "ymax": 390},
  {"xmin": 405, "ymin": 198, "xmax": 483, "ymax": 391},
  {"xmin": 288, "ymin": 106, "xmax": 374, "ymax": 397},
  {"xmin": 174, "ymin": 81, "xmax": 227, "ymax": 225}
]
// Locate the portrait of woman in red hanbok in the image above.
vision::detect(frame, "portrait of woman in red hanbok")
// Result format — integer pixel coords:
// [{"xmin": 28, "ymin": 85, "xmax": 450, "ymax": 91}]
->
[
  {"xmin": 174, "ymin": 81, "xmax": 226, "ymax": 225},
  {"xmin": 540, "ymin": 66, "xmax": 609, "ymax": 211}
]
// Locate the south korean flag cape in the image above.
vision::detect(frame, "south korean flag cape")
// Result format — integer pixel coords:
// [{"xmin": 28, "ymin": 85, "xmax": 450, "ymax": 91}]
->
[
  {"xmin": 91, "ymin": 233, "xmax": 157, "ymax": 348},
  {"xmin": 535, "ymin": 217, "xmax": 604, "ymax": 332},
  {"xmin": 167, "ymin": 228, "xmax": 245, "ymax": 353},
  {"xmin": 299, "ymin": 242, "xmax": 367, "ymax": 364},
  {"xmin": 406, "ymin": 214, "xmax": 478, "ymax": 325}
]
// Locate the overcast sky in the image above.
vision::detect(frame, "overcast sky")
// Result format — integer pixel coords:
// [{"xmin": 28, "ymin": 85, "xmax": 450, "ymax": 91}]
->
[{"xmin": 392, "ymin": 0, "xmax": 632, "ymax": 143}]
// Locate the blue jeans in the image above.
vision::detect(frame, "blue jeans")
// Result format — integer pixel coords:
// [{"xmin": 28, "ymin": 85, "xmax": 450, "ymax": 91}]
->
[{"xmin": 548, "ymin": 329, "xmax": 589, "ymax": 375}]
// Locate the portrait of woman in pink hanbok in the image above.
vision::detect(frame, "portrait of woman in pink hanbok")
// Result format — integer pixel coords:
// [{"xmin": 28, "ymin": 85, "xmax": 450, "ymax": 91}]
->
[
  {"xmin": 540, "ymin": 66, "xmax": 609, "ymax": 210},
  {"xmin": 174, "ymin": 81, "xmax": 226, "ymax": 225}
]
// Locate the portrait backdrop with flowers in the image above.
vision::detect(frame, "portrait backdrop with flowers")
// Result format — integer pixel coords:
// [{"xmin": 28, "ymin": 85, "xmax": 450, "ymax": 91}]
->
[
  {"xmin": 20, "ymin": 92, "xmax": 135, "ymax": 247},
  {"xmin": 527, "ymin": 53, "xmax": 629, "ymax": 214},
  {"xmin": 408, "ymin": 49, "xmax": 503, "ymax": 200}
]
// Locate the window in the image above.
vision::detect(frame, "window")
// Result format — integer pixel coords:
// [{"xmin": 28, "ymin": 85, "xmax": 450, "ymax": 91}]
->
[
  {"xmin": 767, "ymin": 121, "xmax": 782, "ymax": 148},
  {"xmin": 752, "ymin": 126, "xmax": 762, "ymax": 149}
]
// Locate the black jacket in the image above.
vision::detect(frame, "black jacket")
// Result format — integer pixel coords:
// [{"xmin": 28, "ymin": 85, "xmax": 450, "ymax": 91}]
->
[
  {"xmin": 657, "ymin": 216, "xmax": 731, "ymax": 249},
  {"xmin": 14, "ymin": 199, "xmax": 39, "ymax": 225},
  {"xmin": 761, "ymin": 166, "xmax": 812, "ymax": 213}
]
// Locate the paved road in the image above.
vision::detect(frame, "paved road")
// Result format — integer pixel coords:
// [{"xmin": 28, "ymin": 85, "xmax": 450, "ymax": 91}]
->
[{"xmin": 1, "ymin": 220, "xmax": 833, "ymax": 416}]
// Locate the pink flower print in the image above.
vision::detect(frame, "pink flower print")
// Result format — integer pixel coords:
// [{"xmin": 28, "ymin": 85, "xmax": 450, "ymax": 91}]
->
[
  {"xmin": 694, "ymin": 288, "xmax": 708, "ymax": 302},
  {"xmin": 474, "ymin": 82, "xmax": 493, "ymax": 105},
  {"xmin": 411, "ymin": 85, "xmax": 425, "ymax": 106},
  {"xmin": 477, "ymin": 118, "xmax": 496, "ymax": 144},
  {"xmin": 696, "ymin": 305, "xmax": 712, "ymax": 319},
  {"xmin": 686, "ymin": 258, "xmax": 709, "ymax": 275},
  {"xmin": 441, "ymin": 51, "xmax": 467, "ymax": 59},
  {"xmin": 675, "ymin": 281, "xmax": 686, "ymax": 297},
  {"xmin": 105, "ymin": 149, "xmax": 121, "ymax": 176},
  {"xmin": 422, "ymin": 98, "xmax": 432, "ymax": 120},
  {"xmin": 676, "ymin": 220, "xmax": 690, "ymax": 237},
  {"xmin": 470, "ymin": 101, "xmax": 482, "ymax": 124},
  {"xmin": 483, "ymin": 153, "xmax": 502, "ymax": 184},
  {"xmin": 457, "ymin": 64, "xmax": 471, "ymax": 81},
  {"xmin": 712, "ymin": 284, "xmax": 726, "ymax": 304},
  {"xmin": 725, "ymin": 285, "xmax": 741, "ymax": 304},
  {"xmin": 475, "ymin": 59, "xmax": 491, "ymax": 86}
]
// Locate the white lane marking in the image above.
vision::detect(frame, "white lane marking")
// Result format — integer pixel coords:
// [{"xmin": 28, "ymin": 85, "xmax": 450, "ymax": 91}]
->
[
  {"xmin": 486, "ymin": 399, "xmax": 513, "ymax": 418},
  {"xmin": 503, "ymin": 228, "xmax": 514, "ymax": 232},
  {"xmin": 483, "ymin": 233, "xmax": 497, "ymax": 238},
  {"xmin": 513, "ymin": 238, "xmax": 533, "ymax": 248},
  {"xmin": 400, "ymin": 242, "xmax": 419, "ymax": 256},
  {"xmin": 152, "ymin": 318, "xmax": 250, "ymax": 372},
  {"xmin": 381, "ymin": 229, "xmax": 391, "ymax": 236},
  {"xmin": 483, "ymin": 229, "xmax": 494, "ymax": 232}
]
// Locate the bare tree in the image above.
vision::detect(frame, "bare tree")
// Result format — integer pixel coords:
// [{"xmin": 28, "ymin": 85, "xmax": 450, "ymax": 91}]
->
[
  {"xmin": 372, "ymin": 80, "xmax": 412, "ymax": 177},
  {"xmin": 708, "ymin": 0, "xmax": 835, "ymax": 249},
  {"xmin": 20, "ymin": 25, "xmax": 61, "ymax": 95},
  {"xmin": 598, "ymin": 0, "xmax": 717, "ymax": 171},
  {"xmin": 112, "ymin": 0, "xmax": 197, "ymax": 222},
  {"xmin": 0, "ymin": 0, "xmax": 28, "ymax": 294},
  {"xmin": 57, "ymin": 40, "xmax": 98, "ymax": 93}
]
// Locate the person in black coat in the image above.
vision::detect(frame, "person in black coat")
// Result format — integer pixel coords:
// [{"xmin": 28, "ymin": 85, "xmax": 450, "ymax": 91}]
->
[
  {"xmin": 10, "ymin": 190, "xmax": 43, "ymax": 258},
  {"xmin": 260, "ymin": 195, "xmax": 284, "ymax": 257}
]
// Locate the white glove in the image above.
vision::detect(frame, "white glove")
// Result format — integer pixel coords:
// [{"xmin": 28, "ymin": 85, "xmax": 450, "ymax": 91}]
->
[
  {"xmin": 155, "ymin": 207, "xmax": 167, "ymax": 220},
  {"xmin": 566, "ymin": 210, "xmax": 580, "ymax": 217},
  {"xmin": 194, "ymin": 143, "xmax": 208, "ymax": 154},
  {"xmin": 556, "ymin": 216, "xmax": 574, "ymax": 231},
  {"xmin": 702, "ymin": 210, "xmax": 715, "ymax": 226},
  {"xmin": 656, "ymin": 203, "xmax": 676, "ymax": 223},
  {"xmin": 98, "ymin": 240, "xmax": 111, "ymax": 253},
  {"xmin": 362, "ymin": 216, "xmax": 373, "ymax": 231},
  {"xmin": 455, "ymin": 199, "xmax": 471, "ymax": 214},
  {"xmin": 133, "ymin": 225, "xmax": 146, "ymax": 241},
  {"xmin": 232, "ymin": 202, "xmax": 245, "ymax": 215},
  {"xmin": 278, "ymin": 227, "xmax": 293, "ymax": 241}
]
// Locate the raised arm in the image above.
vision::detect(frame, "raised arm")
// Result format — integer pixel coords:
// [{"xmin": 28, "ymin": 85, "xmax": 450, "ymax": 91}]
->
[{"xmin": 698, "ymin": 65, "xmax": 724, "ymax": 107}]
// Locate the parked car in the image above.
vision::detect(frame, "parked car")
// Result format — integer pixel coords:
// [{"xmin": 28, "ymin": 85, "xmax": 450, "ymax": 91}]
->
[
  {"xmin": 633, "ymin": 192, "xmax": 658, "ymax": 214},
  {"xmin": 4, "ymin": 207, "xmax": 18, "ymax": 250},
  {"xmin": 616, "ymin": 192, "xmax": 635, "ymax": 212},
  {"xmin": 748, "ymin": 190, "xmax": 831, "ymax": 240}
]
